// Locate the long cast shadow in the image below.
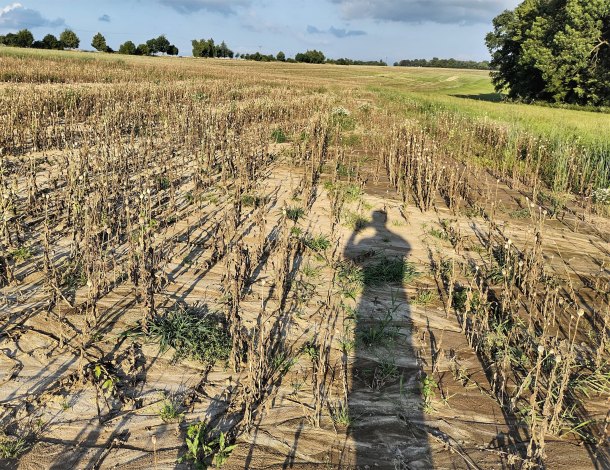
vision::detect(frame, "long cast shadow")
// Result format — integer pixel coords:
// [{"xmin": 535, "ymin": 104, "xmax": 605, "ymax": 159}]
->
[{"xmin": 345, "ymin": 210, "xmax": 433, "ymax": 469}]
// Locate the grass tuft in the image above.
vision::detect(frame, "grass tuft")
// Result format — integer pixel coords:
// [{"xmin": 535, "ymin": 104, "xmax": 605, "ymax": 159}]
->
[
  {"xmin": 363, "ymin": 257, "xmax": 418, "ymax": 286},
  {"xmin": 146, "ymin": 305, "xmax": 231, "ymax": 365}
]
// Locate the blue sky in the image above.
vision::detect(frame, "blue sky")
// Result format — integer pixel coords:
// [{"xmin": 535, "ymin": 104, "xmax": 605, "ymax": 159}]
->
[{"xmin": 0, "ymin": 1, "xmax": 520, "ymax": 62}]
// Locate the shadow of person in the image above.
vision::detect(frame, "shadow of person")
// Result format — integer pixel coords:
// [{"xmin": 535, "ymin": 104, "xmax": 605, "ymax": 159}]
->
[{"xmin": 344, "ymin": 210, "xmax": 433, "ymax": 469}]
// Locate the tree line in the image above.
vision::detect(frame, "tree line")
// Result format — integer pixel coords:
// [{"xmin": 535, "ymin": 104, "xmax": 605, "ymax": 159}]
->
[
  {"xmin": 0, "ymin": 29, "xmax": 80, "ymax": 50},
  {"xmin": 0, "ymin": 28, "xmax": 179, "ymax": 56},
  {"xmin": 238, "ymin": 49, "xmax": 385, "ymax": 65},
  {"xmin": 394, "ymin": 58, "xmax": 491, "ymax": 70},
  {"xmin": 2, "ymin": 29, "xmax": 386, "ymax": 67}
]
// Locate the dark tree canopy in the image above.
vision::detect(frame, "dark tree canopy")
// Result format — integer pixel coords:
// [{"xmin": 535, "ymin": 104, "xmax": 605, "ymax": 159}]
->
[
  {"xmin": 119, "ymin": 41, "xmax": 137, "ymax": 55},
  {"xmin": 0, "ymin": 29, "xmax": 34, "ymax": 48},
  {"xmin": 241, "ymin": 52, "xmax": 276, "ymax": 62},
  {"xmin": 486, "ymin": 0, "xmax": 610, "ymax": 106},
  {"xmin": 147, "ymin": 35, "xmax": 170, "ymax": 54},
  {"xmin": 40, "ymin": 34, "xmax": 62, "ymax": 50},
  {"xmin": 276, "ymin": 51, "xmax": 286, "ymax": 62},
  {"xmin": 394, "ymin": 57, "xmax": 490, "ymax": 70},
  {"xmin": 136, "ymin": 43, "xmax": 150, "ymax": 56},
  {"xmin": 192, "ymin": 38, "xmax": 233, "ymax": 58},
  {"xmin": 91, "ymin": 33, "xmax": 108, "ymax": 52},
  {"xmin": 329, "ymin": 58, "xmax": 387, "ymax": 66},
  {"xmin": 295, "ymin": 49, "xmax": 325, "ymax": 64},
  {"xmin": 131, "ymin": 36, "xmax": 178, "ymax": 56},
  {"xmin": 60, "ymin": 29, "xmax": 80, "ymax": 49}
]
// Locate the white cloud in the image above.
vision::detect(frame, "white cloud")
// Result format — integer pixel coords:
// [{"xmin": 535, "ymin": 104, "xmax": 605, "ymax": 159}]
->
[
  {"xmin": 307, "ymin": 25, "xmax": 366, "ymax": 38},
  {"xmin": 330, "ymin": 0, "xmax": 518, "ymax": 25},
  {"xmin": 159, "ymin": 0, "xmax": 251, "ymax": 15},
  {"xmin": 0, "ymin": 2, "xmax": 65, "ymax": 29}
]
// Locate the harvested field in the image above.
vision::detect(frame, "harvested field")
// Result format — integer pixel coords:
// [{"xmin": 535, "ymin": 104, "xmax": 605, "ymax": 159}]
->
[{"xmin": 0, "ymin": 49, "xmax": 609, "ymax": 469}]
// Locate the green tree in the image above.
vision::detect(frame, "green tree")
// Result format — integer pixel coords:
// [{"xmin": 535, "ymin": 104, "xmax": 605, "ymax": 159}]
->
[
  {"xmin": 192, "ymin": 38, "xmax": 221, "ymax": 58},
  {"xmin": 136, "ymin": 43, "xmax": 150, "ymax": 56},
  {"xmin": 92, "ymin": 32, "xmax": 108, "ymax": 52},
  {"xmin": 60, "ymin": 29, "xmax": 80, "ymax": 49},
  {"xmin": 41, "ymin": 34, "xmax": 61, "ymax": 50},
  {"xmin": 119, "ymin": 40, "xmax": 136, "ymax": 55},
  {"xmin": 145, "ymin": 35, "xmax": 176, "ymax": 55},
  {"xmin": 487, "ymin": 0, "xmax": 610, "ymax": 106},
  {"xmin": 295, "ymin": 49, "xmax": 325, "ymax": 64},
  {"xmin": 8, "ymin": 29, "xmax": 34, "ymax": 48},
  {"xmin": 277, "ymin": 51, "xmax": 286, "ymax": 62}
]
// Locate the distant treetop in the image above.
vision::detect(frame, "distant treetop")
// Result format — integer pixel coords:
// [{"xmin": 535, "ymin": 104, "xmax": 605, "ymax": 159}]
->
[
  {"xmin": 394, "ymin": 58, "xmax": 491, "ymax": 70},
  {"xmin": 192, "ymin": 38, "xmax": 233, "ymax": 58}
]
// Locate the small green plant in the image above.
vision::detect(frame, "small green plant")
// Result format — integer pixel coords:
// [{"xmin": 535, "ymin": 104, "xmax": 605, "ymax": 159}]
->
[
  {"xmin": 10, "ymin": 246, "xmax": 32, "ymax": 262},
  {"xmin": 0, "ymin": 435, "xmax": 28, "ymax": 459},
  {"xmin": 159, "ymin": 396, "xmax": 184, "ymax": 423},
  {"xmin": 286, "ymin": 207, "xmax": 305, "ymax": 222},
  {"xmin": 339, "ymin": 334, "xmax": 356, "ymax": 353},
  {"xmin": 342, "ymin": 183, "xmax": 363, "ymax": 202},
  {"xmin": 335, "ymin": 163, "xmax": 356, "ymax": 177},
  {"xmin": 336, "ymin": 261, "xmax": 364, "ymax": 299},
  {"xmin": 421, "ymin": 374, "xmax": 438, "ymax": 413},
  {"xmin": 592, "ymin": 187, "xmax": 610, "ymax": 204},
  {"xmin": 181, "ymin": 421, "xmax": 213, "ymax": 466},
  {"xmin": 363, "ymin": 257, "xmax": 418, "ymax": 286},
  {"xmin": 413, "ymin": 289, "xmax": 438, "ymax": 306},
  {"xmin": 145, "ymin": 306, "xmax": 231, "ymax": 365},
  {"xmin": 61, "ymin": 259, "xmax": 87, "ymax": 290},
  {"xmin": 509, "ymin": 208, "xmax": 531, "ymax": 219},
  {"xmin": 214, "ymin": 432, "xmax": 236, "ymax": 467},
  {"xmin": 343, "ymin": 210, "xmax": 368, "ymax": 231},
  {"xmin": 157, "ymin": 176, "xmax": 171, "ymax": 190},
  {"xmin": 271, "ymin": 128, "xmax": 287, "ymax": 143},
  {"xmin": 301, "ymin": 263, "xmax": 321, "ymax": 278},
  {"xmin": 358, "ymin": 308, "xmax": 398, "ymax": 348},
  {"xmin": 272, "ymin": 352, "xmax": 297, "ymax": 374},
  {"xmin": 330, "ymin": 400, "xmax": 351, "ymax": 426},
  {"xmin": 342, "ymin": 134, "xmax": 361, "ymax": 147},
  {"xmin": 331, "ymin": 107, "xmax": 356, "ymax": 131},
  {"xmin": 303, "ymin": 234, "xmax": 331, "ymax": 251},
  {"xmin": 181, "ymin": 423, "xmax": 236, "ymax": 467},
  {"xmin": 291, "ymin": 379, "xmax": 304, "ymax": 395},
  {"xmin": 91, "ymin": 362, "xmax": 118, "ymax": 396},
  {"xmin": 428, "ymin": 228, "xmax": 448, "ymax": 241},
  {"xmin": 303, "ymin": 341, "xmax": 319, "ymax": 362},
  {"xmin": 241, "ymin": 194, "xmax": 264, "ymax": 207}
]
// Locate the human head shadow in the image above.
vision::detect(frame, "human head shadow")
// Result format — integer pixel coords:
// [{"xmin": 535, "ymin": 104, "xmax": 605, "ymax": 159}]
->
[{"xmin": 344, "ymin": 210, "xmax": 433, "ymax": 469}]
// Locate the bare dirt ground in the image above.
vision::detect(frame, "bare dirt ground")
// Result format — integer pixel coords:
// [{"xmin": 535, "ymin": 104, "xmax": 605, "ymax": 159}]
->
[{"xmin": 2, "ymin": 157, "xmax": 609, "ymax": 469}]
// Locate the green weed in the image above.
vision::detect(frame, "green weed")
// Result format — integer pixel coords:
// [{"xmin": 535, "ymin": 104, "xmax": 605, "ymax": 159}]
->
[
  {"xmin": 286, "ymin": 207, "xmax": 305, "ymax": 222},
  {"xmin": 421, "ymin": 374, "xmax": 438, "ymax": 413},
  {"xmin": 363, "ymin": 257, "xmax": 418, "ymax": 286},
  {"xmin": 303, "ymin": 234, "xmax": 331, "ymax": 251},
  {"xmin": 271, "ymin": 128, "xmax": 287, "ymax": 143},
  {"xmin": 413, "ymin": 289, "xmax": 438, "ymax": 306},
  {"xmin": 10, "ymin": 246, "xmax": 32, "ymax": 262},
  {"xmin": 159, "ymin": 396, "xmax": 184, "ymax": 423},
  {"xmin": 0, "ymin": 435, "xmax": 28, "ymax": 459},
  {"xmin": 146, "ymin": 306, "xmax": 231, "ymax": 365},
  {"xmin": 343, "ymin": 210, "xmax": 369, "ymax": 231}
]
